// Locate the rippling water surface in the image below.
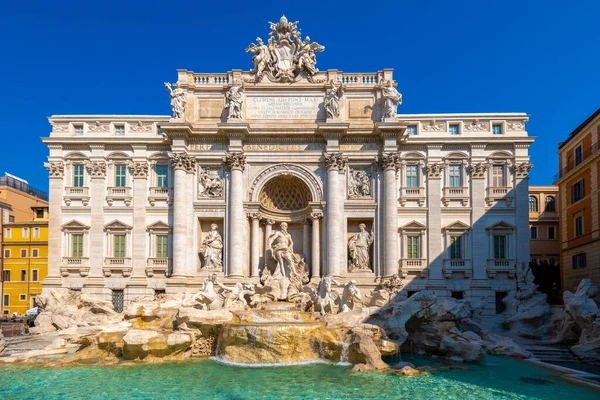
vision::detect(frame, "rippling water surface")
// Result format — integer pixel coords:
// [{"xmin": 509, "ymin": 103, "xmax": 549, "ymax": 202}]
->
[{"xmin": 0, "ymin": 356, "xmax": 597, "ymax": 399}]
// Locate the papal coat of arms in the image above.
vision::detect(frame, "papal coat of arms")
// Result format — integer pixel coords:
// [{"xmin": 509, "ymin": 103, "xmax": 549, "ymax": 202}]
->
[{"xmin": 245, "ymin": 16, "xmax": 325, "ymax": 83}]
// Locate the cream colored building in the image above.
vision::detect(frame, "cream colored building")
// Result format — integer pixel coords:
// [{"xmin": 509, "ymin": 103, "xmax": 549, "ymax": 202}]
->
[{"xmin": 42, "ymin": 17, "xmax": 534, "ymax": 315}]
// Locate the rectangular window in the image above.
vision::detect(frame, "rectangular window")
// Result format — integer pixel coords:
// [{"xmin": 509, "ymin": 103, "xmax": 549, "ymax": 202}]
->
[
  {"xmin": 19, "ymin": 294, "xmax": 26, "ymax": 301},
  {"xmin": 156, "ymin": 165, "xmax": 168, "ymax": 188},
  {"xmin": 9, "ymin": 216, "xmax": 14, "ymax": 222},
  {"xmin": 492, "ymin": 124, "xmax": 502, "ymax": 135},
  {"xmin": 451, "ymin": 291, "xmax": 464, "ymax": 300},
  {"xmin": 113, "ymin": 234, "xmax": 126, "ymax": 258},
  {"xmin": 449, "ymin": 236, "xmax": 462, "ymax": 259},
  {"xmin": 32, "ymin": 270, "xmax": 38, "ymax": 281},
  {"xmin": 3, "ymin": 271, "xmax": 10, "ymax": 281},
  {"xmin": 36, "ymin": 209, "xmax": 44, "ymax": 219},
  {"xmin": 156, "ymin": 235, "xmax": 168, "ymax": 258},
  {"xmin": 492, "ymin": 165, "xmax": 505, "ymax": 187},
  {"xmin": 20, "ymin": 270, "xmax": 26, "ymax": 281},
  {"xmin": 448, "ymin": 165, "xmax": 462, "ymax": 187},
  {"xmin": 449, "ymin": 124, "xmax": 460, "ymax": 135},
  {"xmin": 494, "ymin": 235, "xmax": 507, "ymax": 259},
  {"xmin": 20, "ymin": 249, "xmax": 27, "ymax": 258},
  {"xmin": 74, "ymin": 125, "xmax": 84, "ymax": 135},
  {"xmin": 112, "ymin": 290, "xmax": 124, "ymax": 313},
  {"xmin": 3, "ymin": 295, "xmax": 8, "ymax": 307},
  {"xmin": 406, "ymin": 165, "xmax": 419, "ymax": 188},
  {"xmin": 5, "ymin": 228, "xmax": 10, "ymax": 238},
  {"xmin": 115, "ymin": 164, "xmax": 127, "ymax": 187},
  {"xmin": 407, "ymin": 236, "xmax": 420, "ymax": 259},
  {"xmin": 33, "ymin": 227, "xmax": 40, "ymax": 238},
  {"xmin": 32, "ymin": 249, "xmax": 38, "ymax": 258},
  {"xmin": 574, "ymin": 145, "xmax": 583, "ymax": 166},
  {"xmin": 406, "ymin": 125, "xmax": 417, "ymax": 135},
  {"xmin": 571, "ymin": 179, "xmax": 585, "ymax": 203},
  {"xmin": 73, "ymin": 164, "xmax": 85, "ymax": 187},
  {"xmin": 115, "ymin": 125, "xmax": 125, "ymax": 135},
  {"xmin": 3, "ymin": 249, "xmax": 9, "ymax": 258},
  {"xmin": 72, "ymin": 234, "xmax": 83, "ymax": 257},
  {"xmin": 22, "ymin": 228, "xmax": 28, "ymax": 238},
  {"xmin": 574, "ymin": 215, "xmax": 583, "ymax": 237},
  {"xmin": 548, "ymin": 226, "xmax": 556, "ymax": 240},
  {"xmin": 572, "ymin": 253, "xmax": 587, "ymax": 269},
  {"xmin": 530, "ymin": 226, "xmax": 537, "ymax": 239}
]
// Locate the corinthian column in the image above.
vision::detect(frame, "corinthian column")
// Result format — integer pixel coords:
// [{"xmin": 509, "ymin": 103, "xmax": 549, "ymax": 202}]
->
[
  {"xmin": 324, "ymin": 152, "xmax": 346, "ymax": 277},
  {"xmin": 381, "ymin": 153, "xmax": 400, "ymax": 277},
  {"xmin": 311, "ymin": 210, "xmax": 323, "ymax": 280},
  {"xmin": 225, "ymin": 151, "xmax": 246, "ymax": 278},
  {"xmin": 170, "ymin": 153, "xmax": 188, "ymax": 278},
  {"xmin": 129, "ymin": 161, "xmax": 149, "ymax": 281},
  {"xmin": 250, "ymin": 213, "xmax": 260, "ymax": 278},
  {"xmin": 43, "ymin": 161, "xmax": 65, "ymax": 288}
]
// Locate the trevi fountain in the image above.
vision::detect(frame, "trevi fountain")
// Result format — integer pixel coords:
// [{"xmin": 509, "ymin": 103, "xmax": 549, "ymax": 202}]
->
[{"xmin": 1, "ymin": 15, "xmax": 599, "ymax": 400}]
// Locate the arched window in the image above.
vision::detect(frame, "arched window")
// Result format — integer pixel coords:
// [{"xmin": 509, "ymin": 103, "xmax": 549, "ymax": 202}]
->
[
  {"xmin": 545, "ymin": 196, "xmax": 556, "ymax": 212},
  {"xmin": 529, "ymin": 196, "xmax": 538, "ymax": 212}
]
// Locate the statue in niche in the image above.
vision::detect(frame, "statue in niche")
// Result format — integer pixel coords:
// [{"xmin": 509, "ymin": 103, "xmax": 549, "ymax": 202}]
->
[
  {"xmin": 380, "ymin": 80, "xmax": 402, "ymax": 121},
  {"xmin": 198, "ymin": 167, "xmax": 224, "ymax": 197},
  {"xmin": 347, "ymin": 169, "xmax": 371, "ymax": 198},
  {"xmin": 266, "ymin": 222, "xmax": 300, "ymax": 279},
  {"xmin": 339, "ymin": 280, "xmax": 363, "ymax": 313},
  {"xmin": 164, "ymin": 82, "xmax": 186, "ymax": 120},
  {"xmin": 200, "ymin": 224, "xmax": 223, "ymax": 271},
  {"xmin": 324, "ymin": 81, "xmax": 344, "ymax": 120},
  {"xmin": 225, "ymin": 82, "xmax": 244, "ymax": 121},
  {"xmin": 348, "ymin": 224, "xmax": 374, "ymax": 272}
]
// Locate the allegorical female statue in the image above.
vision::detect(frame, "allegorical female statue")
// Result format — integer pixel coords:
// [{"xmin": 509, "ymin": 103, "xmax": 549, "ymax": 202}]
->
[
  {"xmin": 348, "ymin": 223, "xmax": 374, "ymax": 272},
  {"xmin": 225, "ymin": 83, "xmax": 244, "ymax": 120},
  {"xmin": 380, "ymin": 80, "xmax": 402, "ymax": 121},
  {"xmin": 201, "ymin": 224, "xmax": 223, "ymax": 270},
  {"xmin": 164, "ymin": 82, "xmax": 186, "ymax": 120}
]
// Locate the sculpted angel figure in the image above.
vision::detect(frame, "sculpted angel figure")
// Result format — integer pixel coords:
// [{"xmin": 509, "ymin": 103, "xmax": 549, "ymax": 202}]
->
[
  {"xmin": 348, "ymin": 224, "xmax": 374, "ymax": 271},
  {"xmin": 164, "ymin": 82, "xmax": 186, "ymax": 120},
  {"xmin": 225, "ymin": 83, "xmax": 244, "ymax": 120},
  {"xmin": 295, "ymin": 36, "xmax": 324, "ymax": 76},
  {"xmin": 324, "ymin": 81, "xmax": 344, "ymax": 120},
  {"xmin": 200, "ymin": 224, "xmax": 223, "ymax": 270},
  {"xmin": 380, "ymin": 80, "xmax": 402, "ymax": 121},
  {"xmin": 267, "ymin": 222, "xmax": 299, "ymax": 279},
  {"xmin": 245, "ymin": 37, "xmax": 271, "ymax": 80}
]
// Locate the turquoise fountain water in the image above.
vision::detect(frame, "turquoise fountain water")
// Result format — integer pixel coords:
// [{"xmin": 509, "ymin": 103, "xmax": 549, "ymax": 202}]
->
[{"xmin": 0, "ymin": 356, "xmax": 597, "ymax": 399}]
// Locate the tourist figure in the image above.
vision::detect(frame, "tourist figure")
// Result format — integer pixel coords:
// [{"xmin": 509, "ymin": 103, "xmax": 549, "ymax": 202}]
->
[
  {"xmin": 348, "ymin": 224, "xmax": 374, "ymax": 271},
  {"xmin": 267, "ymin": 222, "xmax": 299, "ymax": 279},
  {"xmin": 164, "ymin": 82, "xmax": 186, "ymax": 120},
  {"xmin": 225, "ymin": 83, "xmax": 244, "ymax": 120},
  {"xmin": 200, "ymin": 224, "xmax": 223, "ymax": 271},
  {"xmin": 380, "ymin": 80, "xmax": 402, "ymax": 121}
]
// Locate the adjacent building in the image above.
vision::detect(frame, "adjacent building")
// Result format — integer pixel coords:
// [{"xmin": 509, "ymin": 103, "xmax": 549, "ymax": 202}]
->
[
  {"xmin": 529, "ymin": 186, "xmax": 559, "ymax": 264},
  {"xmin": 41, "ymin": 17, "xmax": 534, "ymax": 316},
  {"xmin": 555, "ymin": 107, "xmax": 600, "ymax": 297}
]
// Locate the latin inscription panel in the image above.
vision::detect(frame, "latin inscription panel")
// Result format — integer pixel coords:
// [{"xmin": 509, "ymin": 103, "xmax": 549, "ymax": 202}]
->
[{"xmin": 246, "ymin": 96, "xmax": 322, "ymax": 120}]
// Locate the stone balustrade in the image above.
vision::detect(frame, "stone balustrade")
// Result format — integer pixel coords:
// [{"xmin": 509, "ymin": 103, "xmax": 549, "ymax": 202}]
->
[
  {"xmin": 60, "ymin": 257, "xmax": 90, "ymax": 277},
  {"xmin": 442, "ymin": 186, "xmax": 469, "ymax": 206},
  {"xmin": 442, "ymin": 258, "xmax": 472, "ymax": 278},
  {"xmin": 399, "ymin": 187, "xmax": 426, "ymax": 206},
  {"xmin": 399, "ymin": 258, "xmax": 428, "ymax": 278},
  {"xmin": 146, "ymin": 258, "xmax": 170, "ymax": 277},
  {"xmin": 103, "ymin": 258, "xmax": 132, "ymax": 277},
  {"xmin": 485, "ymin": 186, "xmax": 513, "ymax": 206},
  {"xmin": 486, "ymin": 259, "xmax": 516, "ymax": 279}
]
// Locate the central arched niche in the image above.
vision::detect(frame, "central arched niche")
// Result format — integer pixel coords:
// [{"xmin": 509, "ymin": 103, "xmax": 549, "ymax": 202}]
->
[{"xmin": 258, "ymin": 175, "xmax": 311, "ymax": 212}]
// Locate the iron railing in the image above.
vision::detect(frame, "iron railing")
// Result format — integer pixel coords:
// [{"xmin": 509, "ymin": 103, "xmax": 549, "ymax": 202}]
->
[{"xmin": 0, "ymin": 176, "xmax": 48, "ymax": 201}]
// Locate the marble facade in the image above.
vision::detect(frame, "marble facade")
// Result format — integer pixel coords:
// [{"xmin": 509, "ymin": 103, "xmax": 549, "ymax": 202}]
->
[{"xmin": 42, "ymin": 17, "xmax": 534, "ymax": 315}]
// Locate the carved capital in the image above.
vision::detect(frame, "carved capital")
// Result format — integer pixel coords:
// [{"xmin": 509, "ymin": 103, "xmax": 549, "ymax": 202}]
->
[
  {"xmin": 264, "ymin": 219, "xmax": 275, "ymax": 226},
  {"xmin": 512, "ymin": 162, "xmax": 533, "ymax": 179},
  {"xmin": 468, "ymin": 162, "xmax": 489, "ymax": 179},
  {"xmin": 249, "ymin": 212, "xmax": 261, "ymax": 220},
  {"xmin": 44, "ymin": 161, "xmax": 64, "ymax": 178},
  {"xmin": 425, "ymin": 163, "xmax": 444, "ymax": 179},
  {"xmin": 84, "ymin": 161, "xmax": 107, "ymax": 178},
  {"xmin": 324, "ymin": 152, "xmax": 347, "ymax": 172},
  {"xmin": 310, "ymin": 210, "xmax": 323, "ymax": 220},
  {"xmin": 224, "ymin": 151, "xmax": 246, "ymax": 171},
  {"xmin": 169, "ymin": 152, "xmax": 194, "ymax": 171},
  {"xmin": 127, "ymin": 161, "xmax": 149, "ymax": 179},
  {"xmin": 379, "ymin": 152, "xmax": 401, "ymax": 171}
]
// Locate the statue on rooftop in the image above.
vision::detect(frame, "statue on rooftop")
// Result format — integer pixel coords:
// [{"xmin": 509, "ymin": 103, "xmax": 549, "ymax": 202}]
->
[
  {"xmin": 164, "ymin": 82, "xmax": 186, "ymax": 120},
  {"xmin": 380, "ymin": 80, "xmax": 402, "ymax": 121},
  {"xmin": 324, "ymin": 80, "xmax": 345, "ymax": 120}
]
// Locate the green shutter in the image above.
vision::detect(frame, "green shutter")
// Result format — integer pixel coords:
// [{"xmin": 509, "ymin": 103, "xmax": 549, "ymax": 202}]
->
[
  {"xmin": 72, "ymin": 234, "xmax": 83, "ymax": 257},
  {"xmin": 114, "ymin": 235, "xmax": 126, "ymax": 258},
  {"xmin": 115, "ymin": 165, "xmax": 126, "ymax": 187},
  {"xmin": 156, "ymin": 235, "xmax": 167, "ymax": 258}
]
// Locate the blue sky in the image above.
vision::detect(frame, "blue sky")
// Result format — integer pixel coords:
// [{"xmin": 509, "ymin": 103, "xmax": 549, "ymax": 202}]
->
[{"xmin": 1, "ymin": 0, "xmax": 599, "ymax": 191}]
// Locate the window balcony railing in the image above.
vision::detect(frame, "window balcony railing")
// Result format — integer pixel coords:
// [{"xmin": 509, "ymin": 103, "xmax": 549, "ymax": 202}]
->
[
  {"xmin": 103, "ymin": 257, "xmax": 132, "ymax": 277},
  {"xmin": 442, "ymin": 187, "xmax": 469, "ymax": 206},
  {"xmin": 442, "ymin": 259, "xmax": 472, "ymax": 278},
  {"xmin": 485, "ymin": 186, "xmax": 513, "ymax": 206},
  {"xmin": 399, "ymin": 187, "xmax": 426, "ymax": 206},
  {"xmin": 554, "ymin": 142, "xmax": 599, "ymax": 182},
  {"xmin": 60, "ymin": 257, "xmax": 90, "ymax": 277},
  {"xmin": 106, "ymin": 186, "xmax": 132, "ymax": 206},
  {"xmin": 399, "ymin": 258, "xmax": 428, "ymax": 278},
  {"xmin": 148, "ymin": 187, "xmax": 172, "ymax": 207},
  {"xmin": 486, "ymin": 258, "xmax": 516, "ymax": 279},
  {"xmin": 146, "ymin": 257, "xmax": 171, "ymax": 277},
  {"xmin": 64, "ymin": 186, "xmax": 90, "ymax": 206}
]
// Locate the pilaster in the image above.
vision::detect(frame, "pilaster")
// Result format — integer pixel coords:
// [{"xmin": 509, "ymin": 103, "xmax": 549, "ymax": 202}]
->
[
  {"xmin": 43, "ymin": 161, "xmax": 65, "ymax": 288},
  {"xmin": 324, "ymin": 152, "xmax": 346, "ymax": 277},
  {"xmin": 225, "ymin": 151, "xmax": 247, "ymax": 278},
  {"xmin": 129, "ymin": 160, "xmax": 149, "ymax": 286},
  {"xmin": 425, "ymin": 162, "xmax": 444, "ymax": 281},
  {"xmin": 469, "ymin": 160, "xmax": 489, "ymax": 281}
]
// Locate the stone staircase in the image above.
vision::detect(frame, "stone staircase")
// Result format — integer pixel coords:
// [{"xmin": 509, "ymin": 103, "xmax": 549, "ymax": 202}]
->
[{"xmin": 525, "ymin": 345, "xmax": 580, "ymax": 364}]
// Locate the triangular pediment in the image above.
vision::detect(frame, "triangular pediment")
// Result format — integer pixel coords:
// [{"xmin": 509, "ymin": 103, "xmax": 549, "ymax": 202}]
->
[
  {"xmin": 104, "ymin": 220, "xmax": 132, "ymax": 230},
  {"xmin": 146, "ymin": 220, "xmax": 171, "ymax": 231},
  {"xmin": 399, "ymin": 220, "xmax": 427, "ymax": 231},
  {"xmin": 442, "ymin": 220, "xmax": 471, "ymax": 231},
  {"xmin": 61, "ymin": 220, "xmax": 90, "ymax": 230},
  {"xmin": 486, "ymin": 221, "xmax": 515, "ymax": 231}
]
